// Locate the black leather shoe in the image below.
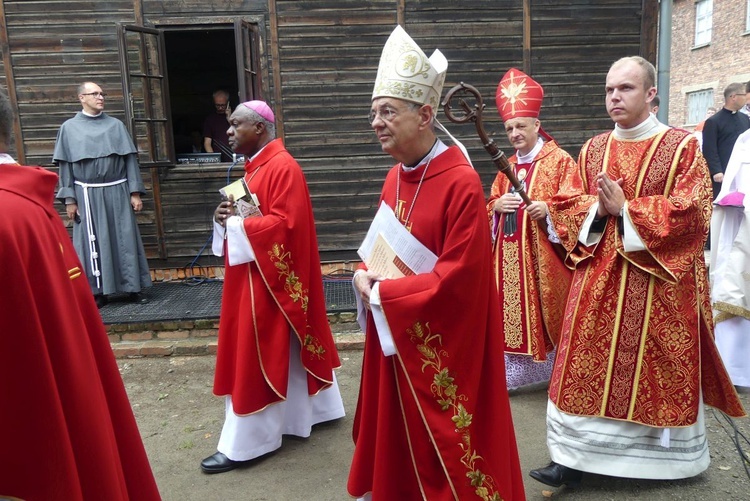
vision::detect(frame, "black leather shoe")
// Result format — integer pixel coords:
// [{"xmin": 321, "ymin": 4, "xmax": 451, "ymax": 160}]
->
[
  {"xmin": 94, "ymin": 295, "xmax": 108, "ymax": 309},
  {"xmin": 529, "ymin": 461, "xmax": 582, "ymax": 488},
  {"xmin": 128, "ymin": 292, "xmax": 149, "ymax": 304},
  {"xmin": 200, "ymin": 452, "xmax": 247, "ymax": 474}
]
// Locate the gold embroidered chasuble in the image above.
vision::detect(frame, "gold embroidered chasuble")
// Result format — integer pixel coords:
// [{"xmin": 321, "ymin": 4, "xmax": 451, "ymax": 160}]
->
[
  {"xmin": 547, "ymin": 128, "xmax": 745, "ymax": 427},
  {"xmin": 486, "ymin": 140, "xmax": 581, "ymax": 360}
]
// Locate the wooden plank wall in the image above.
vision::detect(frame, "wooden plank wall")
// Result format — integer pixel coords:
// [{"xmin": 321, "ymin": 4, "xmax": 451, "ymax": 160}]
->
[
  {"xmin": 273, "ymin": 0, "xmax": 401, "ymax": 257},
  {"xmin": 529, "ymin": 0, "xmax": 648, "ymax": 150},
  {"xmin": 0, "ymin": 0, "xmax": 655, "ymax": 266},
  {"xmin": 0, "ymin": 1, "xmax": 166, "ymax": 257}
]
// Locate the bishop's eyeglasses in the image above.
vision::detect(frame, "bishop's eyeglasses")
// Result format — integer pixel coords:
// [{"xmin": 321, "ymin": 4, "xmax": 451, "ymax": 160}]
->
[
  {"xmin": 368, "ymin": 105, "xmax": 402, "ymax": 125},
  {"xmin": 81, "ymin": 92, "xmax": 107, "ymax": 98}
]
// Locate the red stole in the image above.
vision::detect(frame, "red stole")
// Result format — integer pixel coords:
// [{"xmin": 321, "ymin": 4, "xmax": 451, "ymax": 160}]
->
[
  {"xmin": 0, "ymin": 164, "xmax": 159, "ymax": 500},
  {"xmin": 487, "ymin": 141, "xmax": 581, "ymax": 359},
  {"xmin": 213, "ymin": 139, "xmax": 340, "ymax": 415},
  {"xmin": 348, "ymin": 146, "xmax": 525, "ymax": 500}
]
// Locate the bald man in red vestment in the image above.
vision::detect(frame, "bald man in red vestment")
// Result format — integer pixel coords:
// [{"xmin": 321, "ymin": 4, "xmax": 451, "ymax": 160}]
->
[{"xmin": 0, "ymin": 90, "xmax": 160, "ymax": 500}]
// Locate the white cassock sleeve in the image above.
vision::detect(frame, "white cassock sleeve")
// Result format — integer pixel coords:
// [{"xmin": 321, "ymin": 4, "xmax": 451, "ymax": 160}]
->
[
  {"xmin": 212, "ymin": 216, "xmax": 256, "ymax": 265},
  {"xmin": 578, "ymin": 202, "xmax": 644, "ymax": 251},
  {"xmin": 352, "ymin": 272, "xmax": 396, "ymax": 357}
]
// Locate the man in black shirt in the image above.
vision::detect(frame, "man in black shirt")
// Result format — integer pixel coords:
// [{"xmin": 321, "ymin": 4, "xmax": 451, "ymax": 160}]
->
[{"xmin": 703, "ymin": 82, "xmax": 750, "ymax": 198}]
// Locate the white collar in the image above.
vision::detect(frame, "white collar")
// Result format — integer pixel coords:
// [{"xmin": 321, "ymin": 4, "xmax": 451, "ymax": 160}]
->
[
  {"xmin": 613, "ymin": 114, "xmax": 668, "ymax": 140},
  {"xmin": 82, "ymin": 110, "xmax": 103, "ymax": 118},
  {"xmin": 402, "ymin": 140, "xmax": 447, "ymax": 172},
  {"xmin": 516, "ymin": 138, "xmax": 544, "ymax": 164}
]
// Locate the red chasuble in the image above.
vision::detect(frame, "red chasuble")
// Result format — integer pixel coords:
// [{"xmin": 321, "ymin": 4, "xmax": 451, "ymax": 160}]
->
[
  {"xmin": 547, "ymin": 129, "xmax": 746, "ymax": 427},
  {"xmin": 348, "ymin": 146, "xmax": 525, "ymax": 501},
  {"xmin": 213, "ymin": 139, "xmax": 340, "ymax": 415},
  {"xmin": 0, "ymin": 164, "xmax": 160, "ymax": 500},
  {"xmin": 486, "ymin": 140, "xmax": 581, "ymax": 360}
]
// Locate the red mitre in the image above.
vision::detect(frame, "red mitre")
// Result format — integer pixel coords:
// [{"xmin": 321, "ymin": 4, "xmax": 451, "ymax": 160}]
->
[
  {"xmin": 496, "ymin": 68, "xmax": 554, "ymax": 141},
  {"xmin": 495, "ymin": 68, "xmax": 544, "ymax": 121}
]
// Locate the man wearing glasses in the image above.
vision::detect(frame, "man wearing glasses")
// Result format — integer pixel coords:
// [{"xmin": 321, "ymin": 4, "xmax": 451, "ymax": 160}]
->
[
  {"xmin": 203, "ymin": 89, "xmax": 233, "ymax": 162},
  {"xmin": 348, "ymin": 26, "xmax": 524, "ymax": 500},
  {"xmin": 53, "ymin": 81, "xmax": 151, "ymax": 308}
]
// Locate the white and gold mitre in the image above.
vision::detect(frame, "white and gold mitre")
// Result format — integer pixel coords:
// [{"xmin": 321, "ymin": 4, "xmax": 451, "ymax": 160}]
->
[{"xmin": 372, "ymin": 25, "xmax": 448, "ymax": 109}]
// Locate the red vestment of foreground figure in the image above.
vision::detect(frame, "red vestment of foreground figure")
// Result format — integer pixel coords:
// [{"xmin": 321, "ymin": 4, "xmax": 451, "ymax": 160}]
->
[
  {"xmin": 0, "ymin": 163, "xmax": 160, "ymax": 500},
  {"xmin": 348, "ymin": 147, "xmax": 525, "ymax": 500}
]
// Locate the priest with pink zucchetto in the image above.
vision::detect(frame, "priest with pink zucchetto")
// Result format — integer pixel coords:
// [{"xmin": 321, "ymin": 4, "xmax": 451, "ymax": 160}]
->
[{"xmin": 201, "ymin": 100, "xmax": 345, "ymax": 474}]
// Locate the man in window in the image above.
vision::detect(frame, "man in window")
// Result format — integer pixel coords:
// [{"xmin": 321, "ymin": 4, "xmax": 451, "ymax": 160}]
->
[
  {"xmin": 203, "ymin": 89, "xmax": 233, "ymax": 162},
  {"xmin": 702, "ymin": 82, "xmax": 750, "ymax": 199},
  {"xmin": 53, "ymin": 81, "xmax": 152, "ymax": 308}
]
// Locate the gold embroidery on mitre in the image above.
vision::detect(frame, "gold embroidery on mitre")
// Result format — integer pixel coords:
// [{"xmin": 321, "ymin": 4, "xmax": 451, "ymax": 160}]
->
[
  {"xmin": 499, "ymin": 72, "xmax": 529, "ymax": 118},
  {"xmin": 372, "ymin": 26, "xmax": 448, "ymax": 109},
  {"xmin": 268, "ymin": 243, "xmax": 326, "ymax": 360},
  {"xmin": 407, "ymin": 321, "xmax": 503, "ymax": 500}
]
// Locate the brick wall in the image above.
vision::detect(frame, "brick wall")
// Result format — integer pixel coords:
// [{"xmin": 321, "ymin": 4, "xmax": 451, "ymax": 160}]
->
[{"xmin": 670, "ymin": 0, "xmax": 750, "ymax": 128}]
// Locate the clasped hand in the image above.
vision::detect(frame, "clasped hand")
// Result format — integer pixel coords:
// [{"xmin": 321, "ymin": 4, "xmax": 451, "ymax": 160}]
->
[
  {"xmin": 494, "ymin": 194, "xmax": 547, "ymax": 221},
  {"xmin": 596, "ymin": 172, "xmax": 625, "ymax": 217},
  {"xmin": 214, "ymin": 195, "xmax": 236, "ymax": 227}
]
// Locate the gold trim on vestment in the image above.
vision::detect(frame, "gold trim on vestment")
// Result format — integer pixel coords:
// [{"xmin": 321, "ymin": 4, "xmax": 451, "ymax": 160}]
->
[
  {"xmin": 394, "ymin": 356, "xmax": 429, "ymax": 500},
  {"xmin": 394, "ymin": 322, "xmax": 458, "ymax": 500},
  {"xmin": 502, "ymin": 239, "xmax": 522, "ymax": 349},
  {"xmin": 68, "ymin": 266, "xmax": 81, "ymax": 280},
  {"xmin": 403, "ymin": 320, "xmax": 503, "ymax": 500},
  {"xmin": 249, "ymin": 264, "xmax": 286, "ymax": 402},
  {"xmin": 629, "ymin": 276, "xmax": 655, "ymax": 419},
  {"xmin": 714, "ymin": 302, "xmax": 750, "ymax": 321},
  {"xmin": 251, "ymin": 236, "xmax": 335, "ymax": 387}
]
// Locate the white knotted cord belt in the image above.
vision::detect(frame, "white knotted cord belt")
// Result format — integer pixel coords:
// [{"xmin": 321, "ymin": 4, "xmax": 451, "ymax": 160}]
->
[{"xmin": 74, "ymin": 178, "xmax": 128, "ymax": 289}]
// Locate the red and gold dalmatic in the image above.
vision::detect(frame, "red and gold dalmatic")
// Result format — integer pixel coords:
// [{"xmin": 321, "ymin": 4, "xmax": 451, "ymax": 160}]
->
[
  {"xmin": 487, "ymin": 141, "xmax": 581, "ymax": 360},
  {"xmin": 213, "ymin": 139, "xmax": 340, "ymax": 415},
  {"xmin": 348, "ymin": 146, "xmax": 525, "ymax": 501},
  {"xmin": 547, "ymin": 129, "xmax": 745, "ymax": 427}
]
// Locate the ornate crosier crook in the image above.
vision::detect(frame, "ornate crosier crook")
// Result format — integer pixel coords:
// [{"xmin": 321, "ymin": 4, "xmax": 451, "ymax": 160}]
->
[
  {"xmin": 442, "ymin": 82, "xmax": 566, "ymax": 256},
  {"xmin": 442, "ymin": 82, "xmax": 532, "ymax": 206}
]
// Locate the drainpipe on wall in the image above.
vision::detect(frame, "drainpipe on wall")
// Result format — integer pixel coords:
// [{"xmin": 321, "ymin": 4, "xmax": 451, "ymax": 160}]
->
[{"xmin": 657, "ymin": 0, "xmax": 672, "ymax": 124}]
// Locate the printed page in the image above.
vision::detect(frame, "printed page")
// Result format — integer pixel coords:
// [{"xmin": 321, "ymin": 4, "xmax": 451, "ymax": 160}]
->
[{"xmin": 358, "ymin": 201, "xmax": 438, "ymax": 278}]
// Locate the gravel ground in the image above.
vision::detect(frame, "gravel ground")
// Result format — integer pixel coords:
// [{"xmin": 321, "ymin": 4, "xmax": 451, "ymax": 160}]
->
[{"xmin": 120, "ymin": 352, "xmax": 750, "ymax": 500}]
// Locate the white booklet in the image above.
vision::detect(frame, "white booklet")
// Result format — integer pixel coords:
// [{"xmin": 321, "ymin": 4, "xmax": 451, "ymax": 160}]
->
[{"xmin": 358, "ymin": 202, "xmax": 438, "ymax": 279}]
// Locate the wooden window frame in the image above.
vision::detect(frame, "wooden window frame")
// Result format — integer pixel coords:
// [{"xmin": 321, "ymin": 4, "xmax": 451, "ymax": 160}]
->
[{"xmin": 116, "ymin": 18, "xmax": 264, "ymax": 167}]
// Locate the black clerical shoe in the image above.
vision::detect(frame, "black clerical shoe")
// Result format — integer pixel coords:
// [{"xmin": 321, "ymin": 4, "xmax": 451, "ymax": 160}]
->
[
  {"xmin": 529, "ymin": 461, "xmax": 583, "ymax": 488},
  {"xmin": 200, "ymin": 452, "xmax": 248, "ymax": 474},
  {"xmin": 128, "ymin": 292, "xmax": 149, "ymax": 304},
  {"xmin": 94, "ymin": 295, "xmax": 108, "ymax": 309}
]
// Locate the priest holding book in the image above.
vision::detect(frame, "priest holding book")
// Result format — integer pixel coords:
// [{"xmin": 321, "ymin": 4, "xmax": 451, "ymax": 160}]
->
[
  {"xmin": 203, "ymin": 100, "xmax": 344, "ymax": 474},
  {"xmin": 348, "ymin": 26, "xmax": 525, "ymax": 500}
]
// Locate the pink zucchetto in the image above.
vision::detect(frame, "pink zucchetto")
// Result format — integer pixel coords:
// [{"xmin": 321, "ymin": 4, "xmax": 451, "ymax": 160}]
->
[{"xmin": 241, "ymin": 100, "xmax": 275, "ymax": 123}]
